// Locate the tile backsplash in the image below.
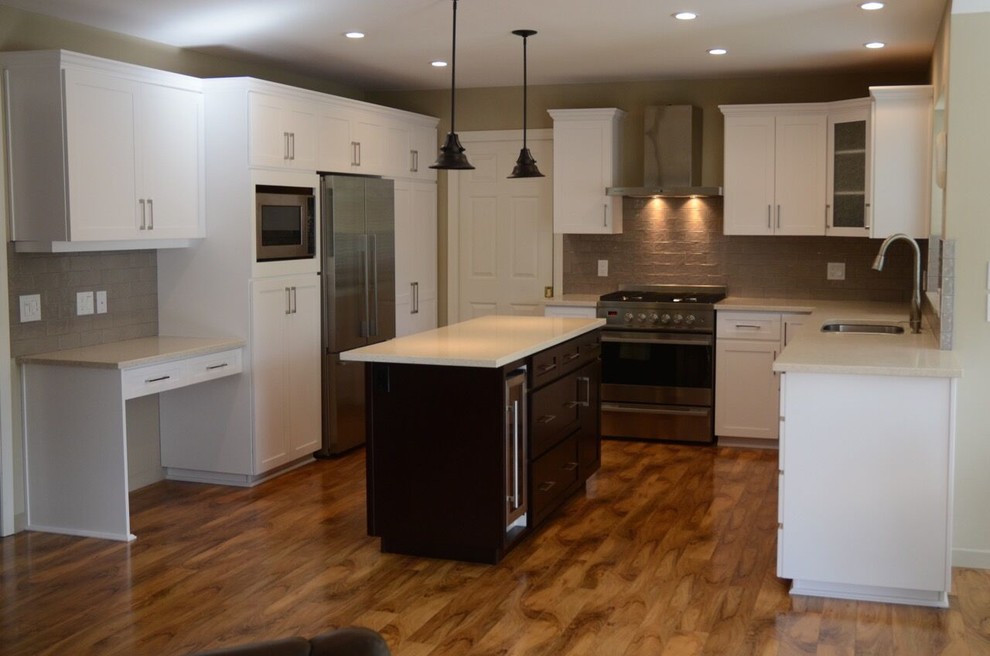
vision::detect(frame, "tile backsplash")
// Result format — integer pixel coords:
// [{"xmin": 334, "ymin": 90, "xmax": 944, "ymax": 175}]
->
[
  {"xmin": 563, "ymin": 197, "xmax": 924, "ymax": 302},
  {"xmin": 6, "ymin": 247, "xmax": 158, "ymax": 358}
]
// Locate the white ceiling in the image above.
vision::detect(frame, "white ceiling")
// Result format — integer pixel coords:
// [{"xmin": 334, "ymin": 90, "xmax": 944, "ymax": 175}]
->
[{"xmin": 1, "ymin": 0, "xmax": 947, "ymax": 91}]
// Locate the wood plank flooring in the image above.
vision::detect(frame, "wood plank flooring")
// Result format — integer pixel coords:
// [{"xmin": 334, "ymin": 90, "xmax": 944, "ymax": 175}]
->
[{"xmin": 1, "ymin": 441, "xmax": 988, "ymax": 655}]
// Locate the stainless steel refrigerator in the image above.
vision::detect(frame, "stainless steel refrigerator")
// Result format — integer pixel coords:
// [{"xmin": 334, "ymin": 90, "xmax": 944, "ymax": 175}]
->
[{"xmin": 317, "ymin": 174, "xmax": 395, "ymax": 456}]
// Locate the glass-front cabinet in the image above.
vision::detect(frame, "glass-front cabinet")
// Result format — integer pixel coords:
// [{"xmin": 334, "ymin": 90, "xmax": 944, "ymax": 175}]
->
[{"xmin": 826, "ymin": 99, "xmax": 871, "ymax": 236}]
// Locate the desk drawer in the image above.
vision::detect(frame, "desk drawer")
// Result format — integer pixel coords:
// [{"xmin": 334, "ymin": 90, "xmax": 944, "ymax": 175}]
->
[
  {"xmin": 122, "ymin": 361, "xmax": 186, "ymax": 399},
  {"xmin": 184, "ymin": 349, "xmax": 243, "ymax": 385}
]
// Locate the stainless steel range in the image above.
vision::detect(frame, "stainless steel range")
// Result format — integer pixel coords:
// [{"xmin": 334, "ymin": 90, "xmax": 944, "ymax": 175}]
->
[{"xmin": 596, "ymin": 285, "xmax": 726, "ymax": 444}]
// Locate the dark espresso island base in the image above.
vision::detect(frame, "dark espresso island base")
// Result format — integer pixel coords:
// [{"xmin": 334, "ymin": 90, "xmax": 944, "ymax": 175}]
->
[{"xmin": 343, "ymin": 316, "xmax": 603, "ymax": 564}]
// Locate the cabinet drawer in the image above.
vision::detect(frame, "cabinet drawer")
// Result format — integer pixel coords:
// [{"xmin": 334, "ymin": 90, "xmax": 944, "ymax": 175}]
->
[
  {"xmin": 530, "ymin": 348, "xmax": 560, "ymax": 387},
  {"xmin": 716, "ymin": 311, "xmax": 782, "ymax": 341},
  {"xmin": 531, "ymin": 433, "xmax": 580, "ymax": 524},
  {"xmin": 184, "ymin": 349, "xmax": 243, "ymax": 385},
  {"xmin": 122, "ymin": 361, "xmax": 186, "ymax": 399},
  {"xmin": 531, "ymin": 373, "xmax": 582, "ymax": 458}
]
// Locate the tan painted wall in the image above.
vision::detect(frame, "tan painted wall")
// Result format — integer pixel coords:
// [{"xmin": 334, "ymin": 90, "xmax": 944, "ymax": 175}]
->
[{"xmin": 942, "ymin": 8, "xmax": 990, "ymax": 567}]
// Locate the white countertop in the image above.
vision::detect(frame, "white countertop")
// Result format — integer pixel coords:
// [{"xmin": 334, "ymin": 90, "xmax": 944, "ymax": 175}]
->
[
  {"xmin": 340, "ymin": 315, "xmax": 605, "ymax": 368},
  {"xmin": 19, "ymin": 336, "xmax": 246, "ymax": 370},
  {"xmin": 718, "ymin": 297, "xmax": 961, "ymax": 378},
  {"xmin": 542, "ymin": 294, "xmax": 600, "ymax": 307}
]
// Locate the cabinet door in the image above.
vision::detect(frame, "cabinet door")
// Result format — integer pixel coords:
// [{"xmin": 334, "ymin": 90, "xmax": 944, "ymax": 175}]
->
[
  {"xmin": 249, "ymin": 92, "xmax": 317, "ymax": 170},
  {"xmin": 282, "ymin": 100, "xmax": 318, "ymax": 170},
  {"xmin": 408, "ymin": 125, "xmax": 437, "ymax": 179},
  {"xmin": 714, "ymin": 339, "xmax": 779, "ymax": 440},
  {"xmin": 576, "ymin": 361, "xmax": 601, "ymax": 476},
  {"xmin": 774, "ymin": 113, "xmax": 827, "ymax": 235},
  {"xmin": 252, "ymin": 277, "xmax": 292, "ymax": 471},
  {"xmin": 411, "ymin": 182, "xmax": 438, "ymax": 331},
  {"xmin": 723, "ymin": 114, "xmax": 775, "ymax": 236},
  {"xmin": 317, "ymin": 104, "xmax": 354, "ymax": 172},
  {"xmin": 552, "ymin": 117, "xmax": 622, "ymax": 234},
  {"xmin": 350, "ymin": 114, "xmax": 387, "ymax": 173},
  {"xmin": 826, "ymin": 104, "xmax": 871, "ymax": 237},
  {"xmin": 63, "ymin": 68, "xmax": 141, "ymax": 241},
  {"xmin": 285, "ymin": 277, "xmax": 322, "ymax": 457},
  {"xmin": 139, "ymin": 83, "xmax": 204, "ymax": 239},
  {"xmin": 393, "ymin": 181, "xmax": 414, "ymax": 337}
]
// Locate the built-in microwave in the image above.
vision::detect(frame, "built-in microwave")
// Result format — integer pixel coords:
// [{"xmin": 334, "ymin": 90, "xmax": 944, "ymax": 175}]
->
[{"xmin": 255, "ymin": 185, "xmax": 315, "ymax": 261}]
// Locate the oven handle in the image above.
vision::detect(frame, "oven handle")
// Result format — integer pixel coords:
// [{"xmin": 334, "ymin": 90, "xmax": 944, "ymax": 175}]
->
[
  {"xmin": 601, "ymin": 332, "xmax": 713, "ymax": 347},
  {"xmin": 601, "ymin": 402, "xmax": 710, "ymax": 417}
]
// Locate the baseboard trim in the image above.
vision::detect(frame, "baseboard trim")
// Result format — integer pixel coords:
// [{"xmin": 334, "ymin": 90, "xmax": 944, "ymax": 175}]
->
[{"xmin": 952, "ymin": 547, "xmax": 990, "ymax": 570}]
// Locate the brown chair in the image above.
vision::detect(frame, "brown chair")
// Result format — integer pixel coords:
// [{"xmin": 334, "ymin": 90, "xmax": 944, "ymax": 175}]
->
[{"xmin": 190, "ymin": 627, "xmax": 391, "ymax": 656}]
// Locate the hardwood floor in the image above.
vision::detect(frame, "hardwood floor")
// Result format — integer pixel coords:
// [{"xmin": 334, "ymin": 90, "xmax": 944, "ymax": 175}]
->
[{"xmin": 1, "ymin": 440, "xmax": 988, "ymax": 655}]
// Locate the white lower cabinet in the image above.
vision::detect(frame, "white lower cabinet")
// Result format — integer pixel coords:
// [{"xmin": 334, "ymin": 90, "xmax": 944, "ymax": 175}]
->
[
  {"xmin": 715, "ymin": 310, "xmax": 807, "ymax": 443},
  {"xmin": 251, "ymin": 274, "xmax": 322, "ymax": 472},
  {"xmin": 778, "ymin": 372, "xmax": 955, "ymax": 607},
  {"xmin": 394, "ymin": 180, "xmax": 438, "ymax": 337}
]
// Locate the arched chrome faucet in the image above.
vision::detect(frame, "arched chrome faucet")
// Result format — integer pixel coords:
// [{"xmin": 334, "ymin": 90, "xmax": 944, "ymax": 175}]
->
[{"xmin": 871, "ymin": 233, "xmax": 922, "ymax": 334}]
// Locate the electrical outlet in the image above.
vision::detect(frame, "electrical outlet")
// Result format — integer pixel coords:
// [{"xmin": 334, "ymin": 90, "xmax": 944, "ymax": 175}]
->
[
  {"xmin": 827, "ymin": 262, "xmax": 846, "ymax": 281},
  {"xmin": 76, "ymin": 291, "xmax": 94, "ymax": 316},
  {"xmin": 597, "ymin": 259, "xmax": 609, "ymax": 277},
  {"xmin": 19, "ymin": 294, "xmax": 41, "ymax": 322},
  {"xmin": 96, "ymin": 290, "xmax": 108, "ymax": 314},
  {"xmin": 544, "ymin": 286, "xmax": 554, "ymax": 299}
]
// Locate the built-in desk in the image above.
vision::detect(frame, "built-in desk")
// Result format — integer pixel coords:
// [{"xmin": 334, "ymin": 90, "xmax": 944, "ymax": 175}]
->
[{"xmin": 20, "ymin": 336, "xmax": 244, "ymax": 541}]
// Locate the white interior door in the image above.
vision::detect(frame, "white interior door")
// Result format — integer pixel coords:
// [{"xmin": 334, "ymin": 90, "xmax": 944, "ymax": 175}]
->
[{"xmin": 449, "ymin": 130, "xmax": 553, "ymax": 322}]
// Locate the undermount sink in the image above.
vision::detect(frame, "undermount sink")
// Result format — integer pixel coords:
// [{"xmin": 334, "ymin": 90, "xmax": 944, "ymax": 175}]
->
[{"xmin": 820, "ymin": 322, "xmax": 905, "ymax": 335}]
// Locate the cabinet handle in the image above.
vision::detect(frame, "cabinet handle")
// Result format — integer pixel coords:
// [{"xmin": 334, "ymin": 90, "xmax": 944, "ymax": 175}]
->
[
  {"xmin": 563, "ymin": 462, "xmax": 578, "ymax": 472},
  {"xmin": 292, "ymin": 286, "xmax": 298, "ymax": 314},
  {"xmin": 145, "ymin": 375, "xmax": 171, "ymax": 383},
  {"xmin": 147, "ymin": 198, "xmax": 154, "ymax": 230},
  {"xmin": 139, "ymin": 199, "xmax": 147, "ymax": 230},
  {"xmin": 767, "ymin": 204, "xmax": 772, "ymax": 230},
  {"xmin": 776, "ymin": 204, "xmax": 781, "ymax": 229},
  {"xmin": 411, "ymin": 282, "xmax": 419, "ymax": 314},
  {"xmin": 825, "ymin": 204, "xmax": 831, "ymax": 229},
  {"xmin": 537, "ymin": 363, "xmax": 557, "ymax": 374},
  {"xmin": 206, "ymin": 363, "xmax": 229, "ymax": 371},
  {"xmin": 734, "ymin": 324, "xmax": 761, "ymax": 330},
  {"xmin": 290, "ymin": 132, "xmax": 296, "ymax": 160},
  {"xmin": 285, "ymin": 287, "xmax": 292, "ymax": 315},
  {"xmin": 864, "ymin": 202, "xmax": 871, "ymax": 230},
  {"xmin": 351, "ymin": 141, "xmax": 361, "ymax": 166},
  {"xmin": 563, "ymin": 401, "xmax": 580, "ymax": 409},
  {"xmin": 410, "ymin": 149, "xmax": 418, "ymax": 173},
  {"xmin": 578, "ymin": 376, "xmax": 591, "ymax": 407},
  {"xmin": 538, "ymin": 480, "xmax": 556, "ymax": 493},
  {"xmin": 284, "ymin": 132, "xmax": 291, "ymax": 160},
  {"xmin": 603, "ymin": 204, "xmax": 608, "ymax": 228},
  {"xmin": 563, "ymin": 352, "xmax": 581, "ymax": 362},
  {"xmin": 537, "ymin": 414, "xmax": 557, "ymax": 425}
]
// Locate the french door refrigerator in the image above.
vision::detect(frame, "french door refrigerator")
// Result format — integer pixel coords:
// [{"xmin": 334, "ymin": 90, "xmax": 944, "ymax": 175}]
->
[{"xmin": 318, "ymin": 174, "xmax": 395, "ymax": 456}]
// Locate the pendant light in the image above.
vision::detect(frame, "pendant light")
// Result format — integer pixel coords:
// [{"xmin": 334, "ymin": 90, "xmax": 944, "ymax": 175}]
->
[
  {"xmin": 431, "ymin": 0, "xmax": 474, "ymax": 170},
  {"xmin": 508, "ymin": 29, "xmax": 544, "ymax": 178}
]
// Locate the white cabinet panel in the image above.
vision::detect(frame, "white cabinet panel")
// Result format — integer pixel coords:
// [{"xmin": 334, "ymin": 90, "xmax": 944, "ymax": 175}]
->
[
  {"xmin": 395, "ymin": 180, "xmax": 438, "ymax": 336},
  {"xmin": 249, "ymin": 92, "xmax": 318, "ymax": 170},
  {"xmin": 715, "ymin": 339, "xmax": 778, "ymax": 440}
]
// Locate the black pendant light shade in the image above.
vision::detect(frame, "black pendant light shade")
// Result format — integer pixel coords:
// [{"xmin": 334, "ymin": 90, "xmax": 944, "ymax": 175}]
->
[
  {"xmin": 431, "ymin": 0, "xmax": 474, "ymax": 170},
  {"xmin": 508, "ymin": 29, "xmax": 544, "ymax": 178}
]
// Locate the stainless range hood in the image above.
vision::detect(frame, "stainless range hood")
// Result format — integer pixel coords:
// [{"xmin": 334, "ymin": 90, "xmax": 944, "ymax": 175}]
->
[{"xmin": 607, "ymin": 105, "xmax": 722, "ymax": 198}]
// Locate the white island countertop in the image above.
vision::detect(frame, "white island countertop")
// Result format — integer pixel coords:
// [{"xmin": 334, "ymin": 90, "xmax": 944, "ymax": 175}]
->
[
  {"xmin": 340, "ymin": 315, "xmax": 605, "ymax": 368},
  {"xmin": 718, "ymin": 297, "xmax": 961, "ymax": 378},
  {"xmin": 19, "ymin": 336, "xmax": 245, "ymax": 369}
]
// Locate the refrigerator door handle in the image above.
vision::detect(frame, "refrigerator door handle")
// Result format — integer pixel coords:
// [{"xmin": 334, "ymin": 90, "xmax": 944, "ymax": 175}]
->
[
  {"xmin": 359, "ymin": 234, "xmax": 369, "ymax": 338},
  {"xmin": 369, "ymin": 233, "xmax": 379, "ymax": 337}
]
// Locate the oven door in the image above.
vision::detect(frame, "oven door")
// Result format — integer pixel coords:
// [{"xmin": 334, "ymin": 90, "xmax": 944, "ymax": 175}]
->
[{"xmin": 600, "ymin": 330, "xmax": 714, "ymax": 442}]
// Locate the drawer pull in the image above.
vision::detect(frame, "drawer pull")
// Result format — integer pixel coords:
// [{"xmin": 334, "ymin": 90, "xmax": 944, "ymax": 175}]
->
[
  {"xmin": 563, "ymin": 401, "xmax": 580, "ymax": 409},
  {"xmin": 563, "ymin": 462, "xmax": 578, "ymax": 471},
  {"xmin": 538, "ymin": 481, "xmax": 556, "ymax": 493},
  {"xmin": 145, "ymin": 375, "xmax": 171, "ymax": 383},
  {"xmin": 206, "ymin": 363, "xmax": 229, "ymax": 371},
  {"xmin": 537, "ymin": 363, "xmax": 557, "ymax": 374},
  {"xmin": 563, "ymin": 352, "xmax": 581, "ymax": 362},
  {"xmin": 537, "ymin": 414, "xmax": 557, "ymax": 425}
]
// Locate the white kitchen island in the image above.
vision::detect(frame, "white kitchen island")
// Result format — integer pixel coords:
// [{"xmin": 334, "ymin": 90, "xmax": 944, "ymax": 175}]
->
[
  {"xmin": 20, "ymin": 336, "xmax": 244, "ymax": 541},
  {"xmin": 768, "ymin": 302, "xmax": 962, "ymax": 607}
]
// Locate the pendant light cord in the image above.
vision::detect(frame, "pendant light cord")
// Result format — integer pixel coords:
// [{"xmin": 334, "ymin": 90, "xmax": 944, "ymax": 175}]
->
[
  {"xmin": 521, "ymin": 33, "xmax": 528, "ymax": 149},
  {"xmin": 450, "ymin": 0, "xmax": 458, "ymax": 134}
]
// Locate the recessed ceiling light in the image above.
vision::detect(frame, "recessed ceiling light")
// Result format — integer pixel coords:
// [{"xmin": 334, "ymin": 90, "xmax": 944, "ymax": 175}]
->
[
  {"xmin": 860, "ymin": 2, "xmax": 885, "ymax": 9},
  {"xmin": 431, "ymin": 60, "xmax": 448, "ymax": 68},
  {"xmin": 708, "ymin": 48, "xmax": 727, "ymax": 56},
  {"xmin": 673, "ymin": 11, "xmax": 698, "ymax": 20},
  {"xmin": 344, "ymin": 32, "xmax": 365, "ymax": 39},
  {"xmin": 865, "ymin": 41, "xmax": 886, "ymax": 49}
]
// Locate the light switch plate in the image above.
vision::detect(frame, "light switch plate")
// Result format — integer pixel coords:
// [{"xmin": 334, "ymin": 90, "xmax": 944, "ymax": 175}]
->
[
  {"xmin": 19, "ymin": 294, "xmax": 41, "ymax": 322},
  {"xmin": 96, "ymin": 290, "xmax": 108, "ymax": 314},
  {"xmin": 598, "ymin": 259, "xmax": 609, "ymax": 277},
  {"xmin": 827, "ymin": 262, "xmax": 846, "ymax": 281},
  {"xmin": 76, "ymin": 291, "xmax": 94, "ymax": 316}
]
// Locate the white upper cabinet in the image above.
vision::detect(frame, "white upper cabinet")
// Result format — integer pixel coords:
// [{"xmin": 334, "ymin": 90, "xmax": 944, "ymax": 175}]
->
[
  {"xmin": 1, "ymin": 50, "xmax": 205, "ymax": 252},
  {"xmin": 869, "ymin": 86, "xmax": 933, "ymax": 239},
  {"xmin": 249, "ymin": 91, "xmax": 318, "ymax": 170},
  {"xmin": 721, "ymin": 106, "xmax": 827, "ymax": 236},
  {"xmin": 394, "ymin": 180, "xmax": 438, "ymax": 337},
  {"xmin": 825, "ymin": 99, "xmax": 872, "ymax": 237},
  {"xmin": 548, "ymin": 108, "xmax": 625, "ymax": 234}
]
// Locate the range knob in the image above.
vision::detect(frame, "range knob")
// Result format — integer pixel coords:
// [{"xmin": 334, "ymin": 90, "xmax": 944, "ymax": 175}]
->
[
  {"xmin": 624, "ymin": 312, "xmax": 634, "ymax": 323},
  {"xmin": 673, "ymin": 313, "xmax": 684, "ymax": 323},
  {"xmin": 685, "ymin": 314, "xmax": 697, "ymax": 325},
  {"xmin": 637, "ymin": 313, "xmax": 647, "ymax": 322},
  {"xmin": 648, "ymin": 312, "xmax": 660, "ymax": 323},
  {"xmin": 660, "ymin": 313, "xmax": 672, "ymax": 324}
]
